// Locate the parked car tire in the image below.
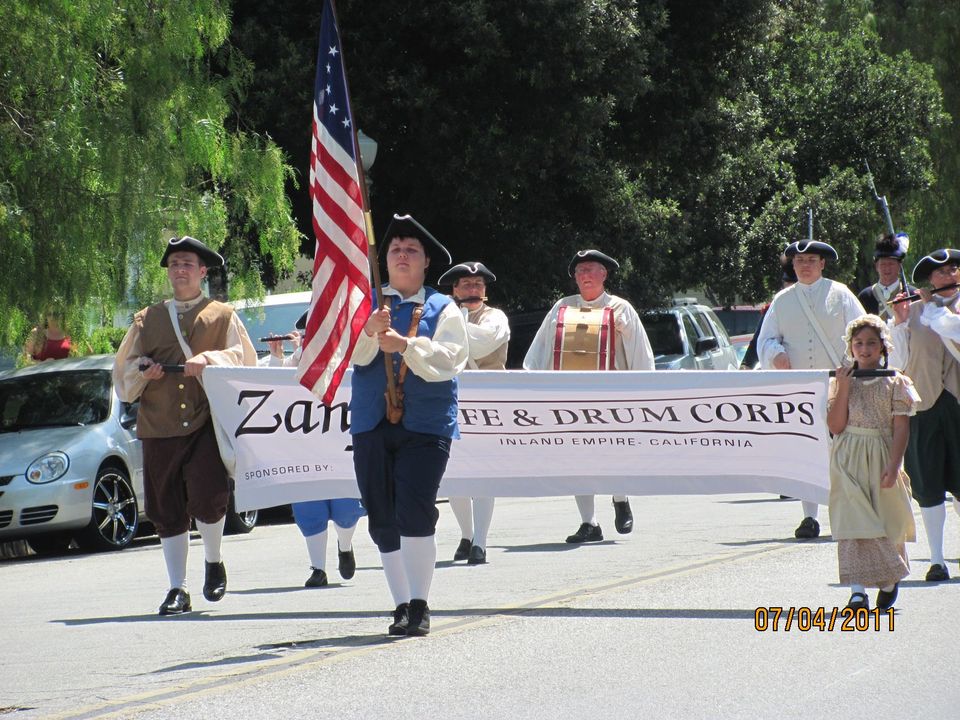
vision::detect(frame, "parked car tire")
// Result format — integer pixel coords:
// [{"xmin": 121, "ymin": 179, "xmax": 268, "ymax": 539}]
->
[
  {"xmin": 75, "ymin": 464, "xmax": 140, "ymax": 552},
  {"xmin": 224, "ymin": 494, "xmax": 258, "ymax": 535},
  {"xmin": 27, "ymin": 532, "xmax": 73, "ymax": 556}
]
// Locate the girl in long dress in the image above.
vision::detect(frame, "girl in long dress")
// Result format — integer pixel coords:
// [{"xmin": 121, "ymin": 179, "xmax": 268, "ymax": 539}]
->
[{"xmin": 827, "ymin": 315, "xmax": 919, "ymax": 611}]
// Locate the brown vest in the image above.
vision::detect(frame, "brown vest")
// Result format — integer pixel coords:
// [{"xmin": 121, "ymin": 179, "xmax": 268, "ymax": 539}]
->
[
  {"xmin": 135, "ymin": 299, "xmax": 234, "ymax": 438},
  {"xmin": 467, "ymin": 304, "xmax": 509, "ymax": 370},
  {"xmin": 902, "ymin": 303, "xmax": 960, "ymax": 413}
]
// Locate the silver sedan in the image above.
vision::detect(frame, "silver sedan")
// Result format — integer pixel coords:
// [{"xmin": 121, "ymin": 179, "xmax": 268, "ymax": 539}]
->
[{"xmin": 0, "ymin": 354, "xmax": 257, "ymax": 555}]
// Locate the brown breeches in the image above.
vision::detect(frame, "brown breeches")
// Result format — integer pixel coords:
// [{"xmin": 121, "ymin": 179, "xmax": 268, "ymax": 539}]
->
[{"xmin": 142, "ymin": 421, "xmax": 230, "ymax": 537}]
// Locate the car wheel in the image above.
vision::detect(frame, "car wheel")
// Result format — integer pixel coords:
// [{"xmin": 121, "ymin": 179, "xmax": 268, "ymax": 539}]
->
[
  {"xmin": 224, "ymin": 493, "xmax": 258, "ymax": 535},
  {"xmin": 27, "ymin": 532, "xmax": 74, "ymax": 556},
  {"xmin": 75, "ymin": 464, "xmax": 139, "ymax": 552}
]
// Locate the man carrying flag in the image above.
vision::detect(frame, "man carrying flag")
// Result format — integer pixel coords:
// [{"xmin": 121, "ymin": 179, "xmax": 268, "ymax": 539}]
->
[
  {"xmin": 295, "ymin": 2, "xmax": 467, "ymax": 637},
  {"xmin": 350, "ymin": 215, "xmax": 468, "ymax": 637}
]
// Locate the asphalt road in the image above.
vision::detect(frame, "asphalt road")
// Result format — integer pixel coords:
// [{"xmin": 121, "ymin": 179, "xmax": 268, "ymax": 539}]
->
[{"xmin": 2, "ymin": 493, "xmax": 958, "ymax": 719}]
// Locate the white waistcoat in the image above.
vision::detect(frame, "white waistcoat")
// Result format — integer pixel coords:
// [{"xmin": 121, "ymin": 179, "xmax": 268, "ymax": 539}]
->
[{"xmin": 773, "ymin": 282, "xmax": 850, "ymax": 369}]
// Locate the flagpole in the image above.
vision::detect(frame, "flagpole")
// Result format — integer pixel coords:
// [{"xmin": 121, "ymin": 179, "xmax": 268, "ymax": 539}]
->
[{"xmin": 328, "ymin": 0, "xmax": 399, "ymax": 410}]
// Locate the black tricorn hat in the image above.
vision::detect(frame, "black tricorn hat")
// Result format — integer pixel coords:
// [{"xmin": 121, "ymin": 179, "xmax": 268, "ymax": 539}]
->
[
  {"xmin": 381, "ymin": 214, "xmax": 452, "ymax": 267},
  {"xmin": 160, "ymin": 236, "xmax": 224, "ymax": 268},
  {"xmin": 874, "ymin": 233, "xmax": 909, "ymax": 261},
  {"xmin": 783, "ymin": 240, "xmax": 838, "ymax": 261},
  {"xmin": 437, "ymin": 261, "xmax": 497, "ymax": 286},
  {"xmin": 567, "ymin": 249, "xmax": 619, "ymax": 277},
  {"xmin": 295, "ymin": 311, "xmax": 308, "ymax": 330},
  {"xmin": 912, "ymin": 248, "xmax": 960, "ymax": 284}
]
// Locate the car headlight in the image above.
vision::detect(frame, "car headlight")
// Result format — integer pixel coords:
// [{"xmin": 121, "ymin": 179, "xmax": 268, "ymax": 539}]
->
[{"xmin": 26, "ymin": 452, "xmax": 70, "ymax": 484}]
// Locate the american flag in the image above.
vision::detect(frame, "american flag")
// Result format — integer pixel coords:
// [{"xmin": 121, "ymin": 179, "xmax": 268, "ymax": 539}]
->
[{"xmin": 296, "ymin": 0, "xmax": 371, "ymax": 405}]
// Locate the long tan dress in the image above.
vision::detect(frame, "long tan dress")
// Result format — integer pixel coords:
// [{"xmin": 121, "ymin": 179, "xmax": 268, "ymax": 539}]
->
[{"xmin": 828, "ymin": 373, "xmax": 918, "ymax": 587}]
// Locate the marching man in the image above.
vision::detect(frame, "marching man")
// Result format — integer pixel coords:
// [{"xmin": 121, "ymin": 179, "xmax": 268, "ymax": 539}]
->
[
  {"xmin": 757, "ymin": 239, "xmax": 865, "ymax": 538},
  {"xmin": 350, "ymin": 214, "xmax": 468, "ymax": 636},
  {"xmin": 890, "ymin": 248, "xmax": 960, "ymax": 582},
  {"xmin": 113, "ymin": 236, "xmax": 257, "ymax": 616},
  {"xmin": 438, "ymin": 261, "xmax": 510, "ymax": 565},
  {"xmin": 523, "ymin": 249, "xmax": 655, "ymax": 544}
]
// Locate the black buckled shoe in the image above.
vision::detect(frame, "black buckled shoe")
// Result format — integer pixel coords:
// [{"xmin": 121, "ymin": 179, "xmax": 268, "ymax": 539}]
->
[
  {"xmin": 388, "ymin": 603, "xmax": 410, "ymax": 636},
  {"xmin": 406, "ymin": 599, "xmax": 431, "ymax": 636},
  {"xmin": 794, "ymin": 517, "xmax": 820, "ymax": 539},
  {"xmin": 453, "ymin": 538, "xmax": 472, "ymax": 562},
  {"xmin": 203, "ymin": 561, "xmax": 227, "ymax": 602},
  {"xmin": 305, "ymin": 567, "xmax": 328, "ymax": 588},
  {"xmin": 338, "ymin": 545, "xmax": 356, "ymax": 580},
  {"xmin": 613, "ymin": 500, "xmax": 633, "ymax": 534},
  {"xmin": 876, "ymin": 583, "xmax": 899, "ymax": 610},
  {"xmin": 925, "ymin": 563, "xmax": 949, "ymax": 582},
  {"xmin": 566, "ymin": 522, "xmax": 603, "ymax": 544},
  {"xmin": 467, "ymin": 545, "xmax": 487, "ymax": 565},
  {"xmin": 158, "ymin": 588, "xmax": 192, "ymax": 616},
  {"xmin": 845, "ymin": 592, "xmax": 869, "ymax": 611}
]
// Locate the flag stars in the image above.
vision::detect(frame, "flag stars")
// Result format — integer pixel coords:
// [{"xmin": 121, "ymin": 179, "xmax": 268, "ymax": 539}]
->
[
  {"xmin": 329, "ymin": 45, "xmax": 339, "ymax": 57},
  {"xmin": 329, "ymin": 103, "xmax": 339, "ymax": 115},
  {"xmin": 342, "ymin": 117, "xmax": 351, "ymax": 129},
  {"xmin": 326, "ymin": 63, "xmax": 331, "ymax": 73}
]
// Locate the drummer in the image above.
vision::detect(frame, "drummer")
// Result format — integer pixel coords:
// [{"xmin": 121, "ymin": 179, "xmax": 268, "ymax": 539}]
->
[{"xmin": 523, "ymin": 249, "xmax": 655, "ymax": 544}]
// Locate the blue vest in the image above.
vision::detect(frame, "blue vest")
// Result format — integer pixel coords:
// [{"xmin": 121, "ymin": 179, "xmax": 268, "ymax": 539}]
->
[{"xmin": 350, "ymin": 287, "xmax": 460, "ymax": 438}]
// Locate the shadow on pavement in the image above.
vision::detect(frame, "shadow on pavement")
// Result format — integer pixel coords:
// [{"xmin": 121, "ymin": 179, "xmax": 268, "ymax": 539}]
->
[{"xmin": 56, "ymin": 605, "xmax": 760, "ymax": 628}]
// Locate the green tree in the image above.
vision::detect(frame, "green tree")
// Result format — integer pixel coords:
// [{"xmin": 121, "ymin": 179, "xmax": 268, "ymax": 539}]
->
[
  {"xmin": 868, "ymin": 0, "xmax": 960, "ymax": 261},
  {"xmin": 661, "ymin": 0, "xmax": 946, "ymax": 303},
  {"xmin": 0, "ymin": 0, "xmax": 301, "ymax": 348},
  {"xmin": 228, "ymin": 0, "xmax": 946, "ymax": 314},
  {"xmin": 234, "ymin": 0, "xmax": 682, "ymax": 310}
]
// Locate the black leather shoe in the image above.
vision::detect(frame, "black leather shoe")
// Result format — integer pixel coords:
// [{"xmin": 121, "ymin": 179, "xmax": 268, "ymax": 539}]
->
[
  {"xmin": 203, "ymin": 561, "xmax": 227, "ymax": 602},
  {"xmin": 406, "ymin": 599, "xmax": 431, "ymax": 636},
  {"xmin": 453, "ymin": 538, "xmax": 472, "ymax": 562},
  {"xmin": 925, "ymin": 563, "xmax": 949, "ymax": 581},
  {"xmin": 845, "ymin": 592, "xmax": 869, "ymax": 611},
  {"xmin": 566, "ymin": 522, "xmax": 603, "ymax": 543},
  {"xmin": 158, "ymin": 588, "xmax": 192, "ymax": 616},
  {"xmin": 794, "ymin": 517, "xmax": 820, "ymax": 539},
  {"xmin": 876, "ymin": 583, "xmax": 899, "ymax": 610},
  {"xmin": 613, "ymin": 500, "xmax": 633, "ymax": 534},
  {"xmin": 305, "ymin": 567, "xmax": 328, "ymax": 588},
  {"xmin": 467, "ymin": 545, "xmax": 487, "ymax": 565},
  {"xmin": 388, "ymin": 603, "xmax": 409, "ymax": 636},
  {"xmin": 338, "ymin": 545, "xmax": 356, "ymax": 580}
]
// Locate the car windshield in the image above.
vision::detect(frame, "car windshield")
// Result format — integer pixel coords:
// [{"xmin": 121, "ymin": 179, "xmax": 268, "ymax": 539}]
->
[
  {"xmin": 236, "ymin": 303, "xmax": 310, "ymax": 355},
  {"xmin": 643, "ymin": 314, "xmax": 684, "ymax": 356},
  {"xmin": 0, "ymin": 370, "xmax": 111, "ymax": 433}
]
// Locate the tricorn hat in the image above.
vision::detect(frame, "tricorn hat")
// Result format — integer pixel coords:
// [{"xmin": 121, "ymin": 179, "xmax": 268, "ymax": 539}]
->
[
  {"xmin": 160, "ymin": 236, "xmax": 224, "ymax": 268},
  {"xmin": 568, "ymin": 249, "xmax": 619, "ymax": 277},
  {"xmin": 295, "ymin": 311, "xmax": 308, "ymax": 331},
  {"xmin": 437, "ymin": 261, "xmax": 497, "ymax": 286},
  {"xmin": 381, "ymin": 214, "xmax": 452, "ymax": 267},
  {"xmin": 874, "ymin": 232, "xmax": 909, "ymax": 261},
  {"xmin": 912, "ymin": 248, "xmax": 960, "ymax": 284},
  {"xmin": 783, "ymin": 240, "xmax": 838, "ymax": 261}
]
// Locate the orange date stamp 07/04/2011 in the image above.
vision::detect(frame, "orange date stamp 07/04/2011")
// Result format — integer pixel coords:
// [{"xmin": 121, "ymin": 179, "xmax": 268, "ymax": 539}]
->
[{"xmin": 754, "ymin": 606, "xmax": 895, "ymax": 632}]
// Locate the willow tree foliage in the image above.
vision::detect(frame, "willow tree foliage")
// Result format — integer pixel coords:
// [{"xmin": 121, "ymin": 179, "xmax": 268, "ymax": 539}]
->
[{"xmin": 0, "ymin": 0, "xmax": 301, "ymax": 348}]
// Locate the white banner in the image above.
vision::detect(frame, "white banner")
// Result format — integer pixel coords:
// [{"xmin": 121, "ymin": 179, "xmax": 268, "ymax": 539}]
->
[{"xmin": 204, "ymin": 367, "xmax": 831, "ymax": 511}]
